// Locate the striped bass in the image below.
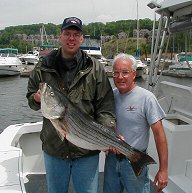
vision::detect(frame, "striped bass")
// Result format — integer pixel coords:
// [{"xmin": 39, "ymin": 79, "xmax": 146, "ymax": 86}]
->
[{"xmin": 40, "ymin": 83, "xmax": 156, "ymax": 176}]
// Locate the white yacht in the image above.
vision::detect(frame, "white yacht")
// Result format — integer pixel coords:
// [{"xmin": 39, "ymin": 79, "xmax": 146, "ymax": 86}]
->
[
  {"xmin": 135, "ymin": 59, "xmax": 147, "ymax": 77},
  {"xmin": 163, "ymin": 52, "xmax": 192, "ymax": 77},
  {"xmin": 0, "ymin": 48, "xmax": 22, "ymax": 76},
  {"xmin": 19, "ymin": 50, "xmax": 39, "ymax": 65},
  {"xmin": 81, "ymin": 36, "xmax": 108, "ymax": 66}
]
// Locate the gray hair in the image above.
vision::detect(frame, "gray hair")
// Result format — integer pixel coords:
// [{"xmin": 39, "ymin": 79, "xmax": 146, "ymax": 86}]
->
[{"xmin": 112, "ymin": 53, "xmax": 137, "ymax": 71}]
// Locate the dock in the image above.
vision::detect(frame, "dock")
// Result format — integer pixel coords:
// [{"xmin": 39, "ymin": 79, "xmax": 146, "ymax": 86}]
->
[
  {"xmin": 104, "ymin": 65, "xmax": 113, "ymax": 77},
  {"xmin": 20, "ymin": 65, "xmax": 34, "ymax": 77}
]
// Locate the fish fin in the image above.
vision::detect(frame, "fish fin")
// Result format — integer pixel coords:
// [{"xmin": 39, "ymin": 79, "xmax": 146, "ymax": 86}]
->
[
  {"xmin": 50, "ymin": 119, "xmax": 67, "ymax": 141},
  {"xmin": 130, "ymin": 151, "xmax": 156, "ymax": 176}
]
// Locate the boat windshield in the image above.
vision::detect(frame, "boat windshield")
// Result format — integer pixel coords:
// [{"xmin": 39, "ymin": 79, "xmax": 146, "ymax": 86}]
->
[
  {"xmin": 8, "ymin": 53, "xmax": 17, "ymax": 57},
  {"xmin": 0, "ymin": 53, "xmax": 7, "ymax": 57},
  {"xmin": 177, "ymin": 54, "xmax": 192, "ymax": 62},
  {"xmin": 0, "ymin": 53, "xmax": 16, "ymax": 57}
]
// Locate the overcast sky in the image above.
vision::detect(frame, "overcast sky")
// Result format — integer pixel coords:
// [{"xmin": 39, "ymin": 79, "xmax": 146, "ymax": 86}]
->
[{"xmin": 0, "ymin": 0, "xmax": 158, "ymax": 30}]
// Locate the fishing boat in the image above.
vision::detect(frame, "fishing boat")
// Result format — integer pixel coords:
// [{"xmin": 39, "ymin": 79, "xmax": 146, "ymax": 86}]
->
[
  {"xmin": 80, "ymin": 35, "xmax": 108, "ymax": 66},
  {"xmin": 0, "ymin": 48, "xmax": 22, "ymax": 77},
  {"xmin": 19, "ymin": 50, "xmax": 39, "ymax": 65},
  {"xmin": 147, "ymin": 0, "xmax": 192, "ymax": 192},
  {"xmin": 162, "ymin": 52, "xmax": 192, "ymax": 77},
  {"xmin": 0, "ymin": 121, "xmax": 105, "ymax": 193},
  {"xmin": 135, "ymin": 59, "xmax": 147, "ymax": 77}
]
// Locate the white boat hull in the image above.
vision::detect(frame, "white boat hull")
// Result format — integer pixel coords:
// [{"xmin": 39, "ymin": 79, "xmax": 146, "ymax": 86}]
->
[
  {"xmin": 20, "ymin": 55, "xmax": 39, "ymax": 65},
  {"xmin": 148, "ymin": 81, "xmax": 192, "ymax": 193},
  {"xmin": 136, "ymin": 59, "xmax": 147, "ymax": 77},
  {"xmin": 0, "ymin": 65, "xmax": 21, "ymax": 76},
  {"xmin": 136, "ymin": 67, "xmax": 145, "ymax": 77},
  {"xmin": 0, "ymin": 51, "xmax": 22, "ymax": 76},
  {"xmin": 162, "ymin": 68, "xmax": 192, "ymax": 77},
  {"xmin": 0, "ymin": 121, "xmax": 106, "ymax": 193}
]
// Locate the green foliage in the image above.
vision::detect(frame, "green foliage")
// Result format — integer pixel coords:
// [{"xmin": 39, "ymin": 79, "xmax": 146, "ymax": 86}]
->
[
  {"xmin": 0, "ymin": 19, "xmax": 154, "ymax": 49},
  {"xmin": 1, "ymin": 19, "xmax": 190, "ymax": 56},
  {"xmin": 102, "ymin": 37, "xmax": 148, "ymax": 59}
]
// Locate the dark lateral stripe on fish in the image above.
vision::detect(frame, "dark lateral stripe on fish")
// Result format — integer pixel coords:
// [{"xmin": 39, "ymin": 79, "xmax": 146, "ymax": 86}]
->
[{"xmin": 67, "ymin": 110, "xmax": 145, "ymax": 158}]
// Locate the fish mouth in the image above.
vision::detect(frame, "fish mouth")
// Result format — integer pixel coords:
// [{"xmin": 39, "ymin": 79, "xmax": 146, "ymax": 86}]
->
[
  {"xmin": 39, "ymin": 82, "xmax": 45, "ymax": 89},
  {"xmin": 39, "ymin": 82, "xmax": 47, "ymax": 93}
]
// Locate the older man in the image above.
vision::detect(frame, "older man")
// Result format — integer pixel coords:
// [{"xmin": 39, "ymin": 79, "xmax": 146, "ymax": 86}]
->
[{"xmin": 103, "ymin": 53, "xmax": 168, "ymax": 193}]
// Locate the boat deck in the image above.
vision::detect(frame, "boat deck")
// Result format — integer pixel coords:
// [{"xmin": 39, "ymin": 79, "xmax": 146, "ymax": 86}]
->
[
  {"xmin": 24, "ymin": 173, "xmax": 162, "ymax": 193},
  {"xmin": 25, "ymin": 173, "xmax": 104, "ymax": 193}
]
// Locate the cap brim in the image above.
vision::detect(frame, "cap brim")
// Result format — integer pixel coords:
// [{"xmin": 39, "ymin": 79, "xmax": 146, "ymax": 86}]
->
[{"xmin": 62, "ymin": 24, "xmax": 82, "ymax": 31}]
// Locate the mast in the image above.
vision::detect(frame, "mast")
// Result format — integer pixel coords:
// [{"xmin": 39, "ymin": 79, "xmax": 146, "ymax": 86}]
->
[
  {"xmin": 136, "ymin": 0, "xmax": 139, "ymax": 51},
  {"xmin": 40, "ymin": 24, "xmax": 49, "ymax": 46},
  {"xmin": 136, "ymin": 0, "xmax": 140, "ymax": 59}
]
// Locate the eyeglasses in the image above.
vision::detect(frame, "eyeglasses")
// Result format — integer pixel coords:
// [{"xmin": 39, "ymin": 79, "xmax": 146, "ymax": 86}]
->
[
  {"xmin": 112, "ymin": 70, "xmax": 133, "ymax": 78},
  {"xmin": 62, "ymin": 32, "xmax": 82, "ymax": 39}
]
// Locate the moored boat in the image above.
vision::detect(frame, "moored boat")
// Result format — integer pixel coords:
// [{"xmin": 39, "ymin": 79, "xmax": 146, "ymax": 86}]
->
[
  {"xmin": 80, "ymin": 36, "xmax": 108, "ymax": 66},
  {"xmin": 135, "ymin": 59, "xmax": 147, "ymax": 77},
  {"xmin": 162, "ymin": 53, "xmax": 192, "ymax": 77},
  {"xmin": 19, "ymin": 50, "xmax": 39, "ymax": 65},
  {"xmin": 0, "ymin": 48, "xmax": 22, "ymax": 77}
]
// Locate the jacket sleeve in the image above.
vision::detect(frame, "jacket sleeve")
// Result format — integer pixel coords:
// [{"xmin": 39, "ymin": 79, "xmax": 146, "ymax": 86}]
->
[
  {"xmin": 26, "ymin": 64, "xmax": 42, "ymax": 111},
  {"xmin": 93, "ymin": 60, "xmax": 116, "ymax": 129}
]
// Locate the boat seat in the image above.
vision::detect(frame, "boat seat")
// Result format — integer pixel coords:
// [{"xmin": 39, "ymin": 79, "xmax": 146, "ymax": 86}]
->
[
  {"xmin": 167, "ymin": 174, "xmax": 192, "ymax": 193},
  {"xmin": 160, "ymin": 81, "xmax": 192, "ymax": 119},
  {"xmin": 0, "ymin": 148, "xmax": 24, "ymax": 193}
]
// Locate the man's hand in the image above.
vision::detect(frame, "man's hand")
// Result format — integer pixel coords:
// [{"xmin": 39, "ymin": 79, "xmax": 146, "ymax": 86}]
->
[
  {"xmin": 105, "ymin": 135, "xmax": 125, "ymax": 155},
  {"xmin": 153, "ymin": 170, "xmax": 168, "ymax": 192},
  {"xmin": 34, "ymin": 89, "xmax": 41, "ymax": 103}
]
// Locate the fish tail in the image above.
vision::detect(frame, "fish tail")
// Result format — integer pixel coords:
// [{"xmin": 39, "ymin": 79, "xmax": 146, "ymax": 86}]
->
[{"xmin": 130, "ymin": 151, "xmax": 156, "ymax": 176}]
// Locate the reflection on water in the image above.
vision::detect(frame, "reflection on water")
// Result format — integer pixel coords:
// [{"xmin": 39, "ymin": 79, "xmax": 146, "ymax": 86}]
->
[
  {"xmin": 0, "ymin": 75, "xmax": 191, "ymax": 132},
  {"xmin": 0, "ymin": 76, "xmax": 42, "ymax": 132}
]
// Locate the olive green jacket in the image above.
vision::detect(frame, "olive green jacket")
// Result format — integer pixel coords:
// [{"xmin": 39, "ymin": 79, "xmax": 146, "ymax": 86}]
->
[{"xmin": 26, "ymin": 48, "xmax": 116, "ymax": 159}]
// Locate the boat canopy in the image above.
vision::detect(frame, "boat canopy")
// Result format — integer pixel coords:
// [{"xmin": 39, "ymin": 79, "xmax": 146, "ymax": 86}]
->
[
  {"xmin": 0, "ymin": 48, "xmax": 18, "ymax": 52},
  {"xmin": 39, "ymin": 45, "xmax": 55, "ymax": 50},
  {"xmin": 80, "ymin": 46, "xmax": 101, "ymax": 51},
  {"xmin": 177, "ymin": 53, "xmax": 192, "ymax": 62},
  {"xmin": 155, "ymin": 0, "xmax": 192, "ymax": 15},
  {"xmin": 152, "ymin": 0, "xmax": 192, "ymax": 33}
]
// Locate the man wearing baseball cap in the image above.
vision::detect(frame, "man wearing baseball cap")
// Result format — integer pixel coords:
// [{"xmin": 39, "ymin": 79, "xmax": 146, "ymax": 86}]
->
[
  {"xmin": 61, "ymin": 16, "xmax": 83, "ymax": 31},
  {"xmin": 26, "ymin": 16, "xmax": 116, "ymax": 193}
]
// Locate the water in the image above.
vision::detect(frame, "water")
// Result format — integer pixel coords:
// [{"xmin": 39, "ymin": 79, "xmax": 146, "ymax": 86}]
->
[
  {"xmin": 0, "ymin": 76, "xmax": 42, "ymax": 132},
  {"xmin": 0, "ymin": 75, "xmax": 191, "ymax": 133}
]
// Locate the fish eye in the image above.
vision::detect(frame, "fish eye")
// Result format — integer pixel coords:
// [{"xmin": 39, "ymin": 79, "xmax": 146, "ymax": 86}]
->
[{"xmin": 50, "ymin": 92, "xmax": 54, "ymax": 96}]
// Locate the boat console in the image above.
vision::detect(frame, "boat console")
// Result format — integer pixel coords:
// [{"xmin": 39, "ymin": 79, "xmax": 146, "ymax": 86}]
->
[{"xmin": 148, "ymin": 81, "xmax": 192, "ymax": 193}]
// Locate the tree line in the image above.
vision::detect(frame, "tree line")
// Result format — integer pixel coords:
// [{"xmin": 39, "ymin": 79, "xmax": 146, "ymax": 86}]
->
[{"xmin": 0, "ymin": 18, "xmax": 190, "ymax": 57}]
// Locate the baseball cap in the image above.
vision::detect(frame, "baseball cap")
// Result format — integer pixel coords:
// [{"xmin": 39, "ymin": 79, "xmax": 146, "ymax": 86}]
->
[{"xmin": 61, "ymin": 17, "xmax": 83, "ymax": 31}]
